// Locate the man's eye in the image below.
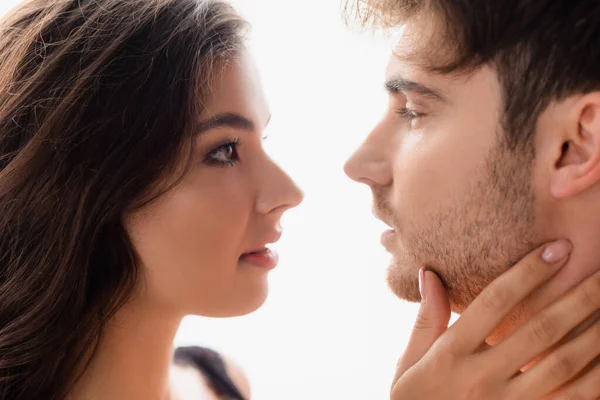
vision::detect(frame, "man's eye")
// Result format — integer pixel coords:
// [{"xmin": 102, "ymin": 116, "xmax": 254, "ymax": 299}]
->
[
  {"xmin": 396, "ymin": 107, "xmax": 424, "ymax": 120},
  {"xmin": 205, "ymin": 139, "xmax": 241, "ymax": 167}
]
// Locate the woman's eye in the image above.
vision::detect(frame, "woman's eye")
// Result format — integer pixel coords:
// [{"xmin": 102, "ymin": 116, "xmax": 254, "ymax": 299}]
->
[{"xmin": 205, "ymin": 139, "xmax": 241, "ymax": 167}]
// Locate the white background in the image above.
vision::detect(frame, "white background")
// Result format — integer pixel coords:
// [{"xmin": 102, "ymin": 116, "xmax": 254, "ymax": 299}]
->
[{"xmin": 0, "ymin": 1, "xmax": 420, "ymax": 399}]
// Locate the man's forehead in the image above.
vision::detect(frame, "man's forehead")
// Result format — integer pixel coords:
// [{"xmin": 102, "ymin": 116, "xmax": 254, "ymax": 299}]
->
[
  {"xmin": 385, "ymin": 17, "xmax": 457, "ymax": 76},
  {"xmin": 384, "ymin": 47, "xmax": 454, "ymax": 104},
  {"xmin": 385, "ymin": 51, "xmax": 410, "ymax": 77},
  {"xmin": 385, "ymin": 50, "xmax": 431, "ymax": 89},
  {"xmin": 383, "ymin": 27, "xmax": 466, "ymax": 100},
  {"xmin": 384, "ymin": 22, "xmax": 431, "ymax": 77}
]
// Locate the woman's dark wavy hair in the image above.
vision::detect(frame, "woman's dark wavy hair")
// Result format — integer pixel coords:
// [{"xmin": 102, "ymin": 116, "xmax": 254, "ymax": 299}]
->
[{"xmin": 0, "ymin": 0, "xmax": 247, "ymax": 398}]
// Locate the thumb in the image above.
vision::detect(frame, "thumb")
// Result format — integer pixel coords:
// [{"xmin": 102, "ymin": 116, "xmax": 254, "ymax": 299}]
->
[{"xmin": 393, "ymin": 269, "xmax": 451, "ymax": 383}]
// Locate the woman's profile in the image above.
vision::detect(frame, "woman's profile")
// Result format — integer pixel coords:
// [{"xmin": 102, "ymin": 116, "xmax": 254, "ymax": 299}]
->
[{"xmin": 0, "ymin": 1, "xmax": 302, "ymax": 398}]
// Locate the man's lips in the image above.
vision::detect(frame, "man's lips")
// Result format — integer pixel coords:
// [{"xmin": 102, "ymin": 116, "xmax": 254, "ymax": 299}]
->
[
  {"xmin": 381, "ymin": 229, "xmax": 397, "ymax": 249},
  {"xmin": 373, "ymin": 209, "xmax": 397, "ymax": 249},
  {"xmin": 373, "ymin": 208, "xmax": 395, "ymax": 230}
]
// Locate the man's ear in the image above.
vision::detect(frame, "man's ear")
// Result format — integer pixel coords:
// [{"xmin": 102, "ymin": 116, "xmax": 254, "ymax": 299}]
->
[{"xmin": 551, "ymin": 93, "xmax": 600, "ymax": 199}]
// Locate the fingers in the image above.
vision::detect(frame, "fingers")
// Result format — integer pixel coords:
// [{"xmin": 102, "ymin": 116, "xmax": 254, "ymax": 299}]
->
[
  {"xmin": 393, "ymin": 270, "xmax": 451, "ymax": 383},
  {"xmin": 491, "ymin": 270, "xmax": 600, "ymax": 376},
  {"xmin": 508, "ymin": 318, "xmax": 600, "ymax": 399},
  {"xmin": 445, "ymin": 240, "xmax": 571, "ymax": 355},
  {"xmin": 545, "ymin": 359, "xmax": 600, "ymax": 400}
]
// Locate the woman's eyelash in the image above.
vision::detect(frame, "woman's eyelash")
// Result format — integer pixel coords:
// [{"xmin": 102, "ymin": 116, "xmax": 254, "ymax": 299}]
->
[{"xmin": 205, "ymin": 137, "xmax": 242, "ymax": 167}]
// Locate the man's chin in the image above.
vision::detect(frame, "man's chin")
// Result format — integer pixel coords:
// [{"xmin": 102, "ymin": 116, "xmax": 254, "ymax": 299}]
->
[
  {"xmin": 385, "ymin": 261, "xmax": 422, "ymax": 303},
  {"xmin": 385, "ymin": 259, "xmax": 469, "ymax": 314}
]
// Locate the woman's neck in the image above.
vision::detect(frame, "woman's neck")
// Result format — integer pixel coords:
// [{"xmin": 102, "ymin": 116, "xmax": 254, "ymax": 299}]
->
[{"xmin": 68, "ymin": 294, "xmax": 183, "ymax": 400}]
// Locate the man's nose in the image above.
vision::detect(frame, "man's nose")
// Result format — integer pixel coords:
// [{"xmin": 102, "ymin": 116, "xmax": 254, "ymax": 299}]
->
[{"xmin": 344, "ymin": 126, "xmax": 393, "ymax": 187}]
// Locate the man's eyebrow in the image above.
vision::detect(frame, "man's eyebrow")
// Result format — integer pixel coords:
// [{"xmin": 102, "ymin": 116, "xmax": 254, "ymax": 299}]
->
[
  {"xmin": 385, "ymin": 77, "xmax": 446, "ymax": 102},
  {"xmin": 196, "ymin": 112, "xmax": 256, "ymax": 134}
]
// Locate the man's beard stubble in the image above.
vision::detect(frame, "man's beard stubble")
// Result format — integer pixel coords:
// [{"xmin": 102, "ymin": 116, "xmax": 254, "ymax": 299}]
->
[{"xmin": 382, "ymin": 141, "xmax": 539, "ymax": 313}]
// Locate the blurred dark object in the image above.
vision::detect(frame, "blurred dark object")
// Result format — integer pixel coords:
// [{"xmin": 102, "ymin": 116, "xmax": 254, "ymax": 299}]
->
[{"xmin": 174, "ymin": 346, "xmax": 247, "ymax": 400}]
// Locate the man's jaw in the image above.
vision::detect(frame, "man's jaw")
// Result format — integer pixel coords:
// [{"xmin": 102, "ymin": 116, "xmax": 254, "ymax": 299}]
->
[{"xmin": 386, "ymin": 256, "xmax": 424, "ymax": 303}]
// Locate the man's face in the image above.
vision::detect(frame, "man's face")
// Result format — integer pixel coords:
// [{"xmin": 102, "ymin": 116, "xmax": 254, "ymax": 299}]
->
[{"xmin": 345, "ymin": 24, "xmax": 541, "ymax": 312}]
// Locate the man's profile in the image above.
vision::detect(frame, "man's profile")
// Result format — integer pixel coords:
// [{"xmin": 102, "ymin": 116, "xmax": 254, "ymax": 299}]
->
[{"xmin": 344, "ymin": 0, "xmax": 600, "ymax": 345}]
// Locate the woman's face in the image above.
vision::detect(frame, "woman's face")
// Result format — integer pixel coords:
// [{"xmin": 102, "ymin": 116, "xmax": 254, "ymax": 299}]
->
[{"xmin": 125, "ymin": 52, "xmax": 303, "ymax": 317}]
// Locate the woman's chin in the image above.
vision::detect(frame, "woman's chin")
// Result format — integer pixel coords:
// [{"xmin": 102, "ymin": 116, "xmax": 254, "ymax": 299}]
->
[
  {"xmin": 191, "ymin": 284, "xmax": 270, "ymax": 318},
  {"xmin": 228, "ymin": 290, "xmax": 269, "ymax": 317}
]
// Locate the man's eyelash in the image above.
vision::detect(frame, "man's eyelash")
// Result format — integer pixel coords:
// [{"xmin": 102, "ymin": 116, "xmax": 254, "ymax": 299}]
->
[{"xmin": 396, "ymin": 107, "xmax": 424, "ymax": 120}]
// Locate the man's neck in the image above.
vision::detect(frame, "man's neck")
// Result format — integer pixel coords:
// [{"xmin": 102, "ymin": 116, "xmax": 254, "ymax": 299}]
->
[{"xmin": 68, "ymin": 295, "xmax": 183, "ymax": 400}]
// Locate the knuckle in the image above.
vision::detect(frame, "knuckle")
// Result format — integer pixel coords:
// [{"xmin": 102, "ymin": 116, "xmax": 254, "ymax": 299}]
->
[
  {"xmin": 579, "ymin": 274, "xmax": 600, "ymax": 309},
  {"xmin": 528, "ymin": 314, "xmax": 558, "ymax": 345},
  {"xmin": 428, "ymin": 348, "xmax": 454, "ymax": 370},
  {"xmin": 590, "ymin": 369, "xmax": 600, "ymax": 390},
  {"xmin": 519, "ymin": 258, "xmax": 551, "ymax": 287},
  {"xmin": 521, "ymin": 258, "xmax": 543, "ymax": 275},
  {"xmin": 424, "ymin": 346, "xmax": 457, "ymax": 374},
  {"xmin": 463, "ymin": 371, "xmax": 494, "ymax": 400},
  {"xmin": 579, "ymin": 365, "xmax": 600, "ymax": 398},
  {"xmin": 548, "ymin": 354, "xmax": 576, "ymax": 381},
  {"xmin": 413, "ymin": 310, "xmax": 434, "ymax": 331},
  {"xmin": 480, "ymin": 283, "xmax": 511, "ymax": 312},
  {"xmin": 593, "ymin": 320, "xmax": 600, "ymax": 337},
  {"xmin": 433, "ymin": 333, "xmax": 466, "ymax": 357}
]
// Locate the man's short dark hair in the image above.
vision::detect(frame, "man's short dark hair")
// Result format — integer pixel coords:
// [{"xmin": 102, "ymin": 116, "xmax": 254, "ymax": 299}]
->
[{"xmin": 346, "ymin": 0, "xmax": 600, "ymax": 151}]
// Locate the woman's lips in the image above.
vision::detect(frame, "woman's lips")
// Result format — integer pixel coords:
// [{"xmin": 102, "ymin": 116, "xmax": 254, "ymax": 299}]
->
[{"xmin": 239, "ymin": 248, "xmax": 279, "ymax": 270}]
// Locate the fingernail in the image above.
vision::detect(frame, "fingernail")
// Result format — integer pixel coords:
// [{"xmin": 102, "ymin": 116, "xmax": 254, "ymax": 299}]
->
[
  {"xmin": 541, "ymin": 240, "xmax": 572, "ymax": 263},
  {"xmin": 418, "ymin": 269, "xmax": 425, "ymax": 300}
]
